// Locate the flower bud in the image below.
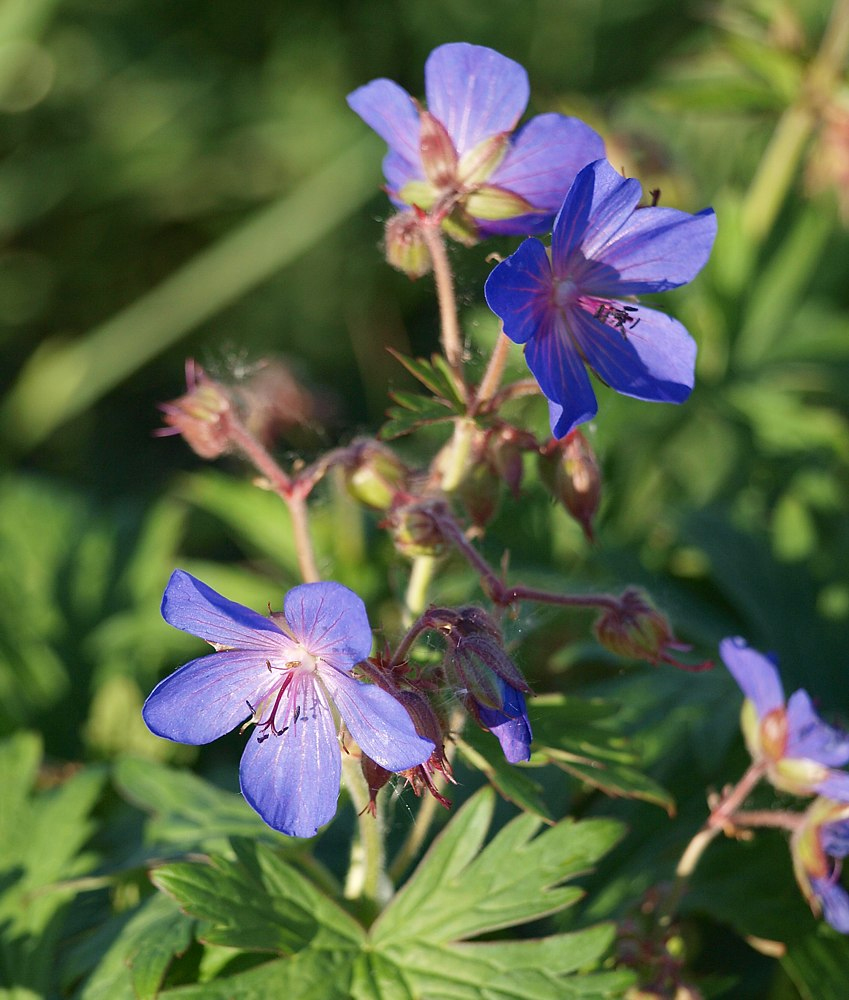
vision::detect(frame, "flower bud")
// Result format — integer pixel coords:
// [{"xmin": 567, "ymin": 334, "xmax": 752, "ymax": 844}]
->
[
  {"xmin": 344, "ymin": 440, "xmax": 409, "ymax": 511},
  {"xmin": 387, "ymin": 501, "xmax": 446, "ymax": 559},
  {"xmin": 156, "ymin": 360, "xmax": 234, "ymax": 459},
  {"xmin": 360, "ymin": 755, "xmax": 393, "ymax": 817},
  {"xmin": 384, "ymin": 210, "xmax": 432, "ymax": 278},
  {"xmin": 489, "ymin": 426, "xmax": 528, "ymax": 498},
  {"xmin": 594, "ymin": 590, "xmax": 712, "ymax": 672},
  {"xmin": 457, "ymin": 461, "xmax": 501, "ymax": 528},
  {"xmin": 538, "ymin": 430, "xmax": 600, "ymax": 542}
]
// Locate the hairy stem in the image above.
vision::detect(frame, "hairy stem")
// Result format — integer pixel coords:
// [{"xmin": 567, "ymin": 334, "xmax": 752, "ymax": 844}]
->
[
  {"xmin": 431, "ymin": 502, "xmax": 620, "ymax": 611},
  {"xmin": 342, "ymin": 753, "xmax": 389, "ymax": 913},
  {"xmin": 473, "ymin": 330, "xmax": 511, "ymax": 412},
  {"xmin": 226, "ymin": 414, "xmax": 320, "ymax": 583},
  {"xmin": 421, "ymin": 219, "xmax": 466, "ymax": 397}
]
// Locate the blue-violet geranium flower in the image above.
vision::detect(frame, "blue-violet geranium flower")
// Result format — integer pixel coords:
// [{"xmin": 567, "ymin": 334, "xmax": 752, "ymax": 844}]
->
[
  {"xmin": 792, "ymin": 797, "xmax": 849, "ymax": 933},
  {"xmin": 143, "ymin": 570, "xmax": 434, "ymax": 837},
  {"xmin": 485, "ymin": 157, "xmax": 717, "ymax": 438},
  {"xmin": 347, "ymin": 42, "xmax": 605, "ymax": 243},
  {"xmin": 720, "ymin": 636, "xmax": 849, "ymax": 800}
]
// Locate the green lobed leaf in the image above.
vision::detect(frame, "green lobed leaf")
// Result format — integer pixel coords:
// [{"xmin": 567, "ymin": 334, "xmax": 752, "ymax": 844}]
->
[
  {"xmin": 113, "ymin": 756, "xmax": 278, "ymax": 853},
  {"xmin": 158, "ymin": 951, "xmax": 357, "ymax": 1000},
  {"xmin": 388, "ymin": 933, "xmax": 632, "ymax": 1000},
  {"xmin": 75, "ymin": 893, "xmax": 194, "ymax": 1000},
  {"xmin": 382, "ymin": 390, "xmax": 455, "ymax": 439},
  {"xmin": 151, "ymin": 837, "xmax": 364, "ymax": 955},
  {"xmin": 0, "ymin": 733, "xmax": 105, "ymax": 995},
  {"xmin": 373, "ymin": 787, "xmax": 624, "ymax": 946},
  {"xmin": 456, "ymin": 726, "xmax": 554, "ymax": 823},
  {"xmin": 529, "ymin": 695, "xmax": 675, "ymax": 813},
  {"xmin": 782, "ymin": 928, "xmax": 849, "ymax": 1000},
  {"xmin": 386, "ymin": 350, "xmax": 466, "ymax": 411}
]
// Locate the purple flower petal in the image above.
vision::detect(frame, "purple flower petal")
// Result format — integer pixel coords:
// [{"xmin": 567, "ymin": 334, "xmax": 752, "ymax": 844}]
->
[
  {"xmin": 551, "ymin": 159, "xmax": 642, "ymax": 268},
  {"xmin": 569, "ymin": 302, "xmax": 695, "ymax": 404},
  {"xmin": 812, "ymin": 876, "xmax": 849, "ymax": 933},
  {"xmin": 524, "ymin": 312, "xmax": 599, "ymax": 438},
  {"xmin": 239, "ymin": 675, "xmax": 340, "ymax": 838},
  {"xmin": 786, "ymin": 690, "xmax": 849, "ymax": 767},
  {"xmin": 346, "ymin": 78, "xmax": 420, "ymax": 168},
  {"xmin": 161, "ymin": 570, "xmax": 286, "ymax": 651},
  {"xmin": 478, "ymin": 682, "xmax": 532, "ymax": 763},
  {"xmin": 583, "ymin": 207, "xmax": 717, "ymax": 296},
  {"xmin": 142, "ymin": 650, "xmax": 263, "ymax": 744},
  {"xmin": 319, "ymin": 668, "xmax": 434, "ymax": 772},
  {"xmin": 814, "ymin": 771, "xmax": 849, "ymax": 802},
  {"xmin": 425, "ymin": 43, "xmax": 528, "ymax": 156},
  {"xmin": 284, "ymin": 581, "xmax": 373, "ymax": 668},
  {"xmin": 485, "ymin": 114, "xmax": 605, "ymax": 234},
  {"xmin": 383, "ymin": 150, "xmax": 422, "ymax": 200},
  {"xmin": 823, "ymin": 820, "xmax": 849, "ymax": 859},
  {"xmin": 484, "ymin": 237, "xmax": 553, "ymax": 345},
  {"xmin": 719, "ymin": 637, "xmax": 785, "ymax": 718}
]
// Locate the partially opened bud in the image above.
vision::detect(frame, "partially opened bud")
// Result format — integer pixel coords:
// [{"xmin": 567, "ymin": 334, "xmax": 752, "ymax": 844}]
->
[
  {"xmin": 156, "ymin": 360, "xmax": 234, "ymax": 459},
  {"xmin": 539, "ymin": 430, "xmax": 600, "ymax": 541}
]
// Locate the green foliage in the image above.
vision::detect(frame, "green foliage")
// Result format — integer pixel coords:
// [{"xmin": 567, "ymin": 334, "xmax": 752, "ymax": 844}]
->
[
  {"xmin": 0, "ymin": 732, "xmax": 104, "ymax": 997},
  {"xmin": 146, "ymin": 790, "xmax": 629, "ymax": 999}
]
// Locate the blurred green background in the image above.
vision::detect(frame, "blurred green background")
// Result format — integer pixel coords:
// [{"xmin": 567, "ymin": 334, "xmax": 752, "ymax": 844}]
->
[{"xmin": 2, "ymin": 0, "xmax": 849, "ymax": 997}]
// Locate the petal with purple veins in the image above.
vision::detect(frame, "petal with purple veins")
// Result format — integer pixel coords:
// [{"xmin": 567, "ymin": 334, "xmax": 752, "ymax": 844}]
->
[
  {"xmin": 161, "ymin": 570, "xmax": 287, "ymax": 651},
  {"xmin": 425, "ymin": 43, "xmax": 529, "ymax": 156},
  {"xmin": 484, "ymin": 237, "xmax": 553, "ymax": 345},
  {"xmin": 524, "ymin": 311, "xmax": 599, "ymax": 438},
  {"xmin": 284, "ymin": 581, "xmax": 373, "ymax": 668},
  {"xmin": 320, "ymin": 667, "xmax": 434, "ymax": 772},
  {"xmin": 346, "ymin": 78, "xmax": 421, "ymax": 167},
  {"xmin": 551, "ymin": 159, "xmax": 642, "ymax": 269},
  {"xmin": 239, "ymin": 675, "xmax": 340, "ymax": 838},
  {"xmin": 719, "ymin": 638, "xmax": 785, "ymax": 717},
  {"xmin": 581, "ymin": 207, "xmax": 717, "ymax": 296},
  {"xmin": 142, "ymin": 650, "xmax": 265, "ymax": 744},
  {"xmin": 488, "ymin": 114, "xmax": 605, "ymax": 226},
  {"xmin": 569, "ymin": 302, "xmax": 695, "ymax": 404}
]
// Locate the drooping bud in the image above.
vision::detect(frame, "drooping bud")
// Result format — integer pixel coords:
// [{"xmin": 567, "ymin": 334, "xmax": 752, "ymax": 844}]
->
[
  {"xmin": 394, "ymin": 689, "xmax": 454, "ymax": 809},
  {"xmin": 448, "ymin": 428, "xmax": 503, "ymax": 528},
  {"xmin": 387, "ymin": 501, "xmax": 446, "ymax": 559},
  {"xmin": 594, "ymin": 589, "xmax": 712, "ymax": 672},
  {"xmin": 383, "ymin": 210, "xmax": 432, "ymax": 278},
  {"xmin": 538, "ymin": 430, "xmax": 600, "ymax": 542},
  {"xmin": 446, "ymin": 606, "xmax": 531, "ymax": 704},
  {"xmin": 156, "ymin": 360, "xmax": 235, "ymax": 459},
  {"xmin": 489, "ymin": 425, "xmax": 529, "ymax": 498},
  {"xmin": 360, "ymin": 755, "xmax": 392, "ymax": 817},
  {"xmin": 344, "ymin": 439, "xmax": 409, "ymax": 511},
  {"xmin": 440, "ymin": 606, "xmax": 532, "ymax": 763}
]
